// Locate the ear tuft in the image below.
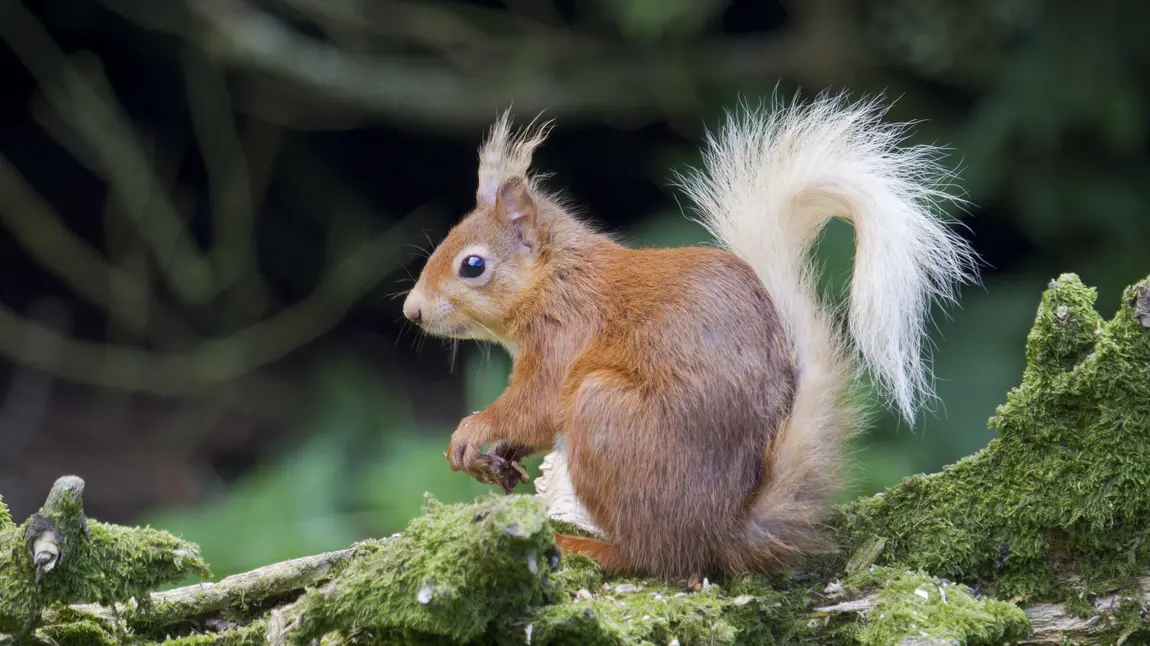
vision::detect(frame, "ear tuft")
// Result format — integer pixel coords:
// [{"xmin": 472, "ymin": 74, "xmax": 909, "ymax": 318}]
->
[{"xmin": 476, "ymin": 110, "xmax": 552, "ymax": 206}]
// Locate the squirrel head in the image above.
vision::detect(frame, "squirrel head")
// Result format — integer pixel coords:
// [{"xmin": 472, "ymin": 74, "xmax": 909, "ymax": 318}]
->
[{"xmin": 403, "ymin": 112, "xmax": 553, "ymax": 343}]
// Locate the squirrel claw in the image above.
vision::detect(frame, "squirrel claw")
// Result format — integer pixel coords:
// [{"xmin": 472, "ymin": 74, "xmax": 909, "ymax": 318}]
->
[{"xmin": 462, "ymin": 442, "xmax": 532, "ymax": 494}]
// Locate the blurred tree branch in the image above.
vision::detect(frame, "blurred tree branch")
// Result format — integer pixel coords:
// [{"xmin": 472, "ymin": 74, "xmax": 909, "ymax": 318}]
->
[
  {"xmin": 0, "ymin": 0, "xmax": 216, "ymax": 306},
  {"xmin": 0, "ymin": 0, "xmax": 875, "ymax": 403},
  {"xmin": 96, "ymin": 0, "xmax": 865, "ymax": 131},
  {"xmin": 0, "ymin": 214, "xmax": 418, "ymax": 396},
  {"xmin": 0, "ymin": 0, "xmax": 423, "ymax": 398},
  {"xmin": 0, "ymin": 155, "xmax": 192, "ymax": 341},
  {"xmin": 181, "ymin": 45, "xmax": 275, "ymax": 301}
]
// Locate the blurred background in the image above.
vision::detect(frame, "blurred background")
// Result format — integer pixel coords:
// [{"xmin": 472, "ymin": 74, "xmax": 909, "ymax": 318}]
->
[{"xmin": 0, "ymin": 0, "xmax": 1146, "ymax": 579}]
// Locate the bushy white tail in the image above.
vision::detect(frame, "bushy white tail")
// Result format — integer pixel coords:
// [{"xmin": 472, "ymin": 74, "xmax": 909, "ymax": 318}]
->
[
  {"xmin": 675, "ymin": 92, "xmax": 977, "ymax": 567},
  {"xmin": 677, "ymin": 92, "xmax": 977, "ymax": 423}
]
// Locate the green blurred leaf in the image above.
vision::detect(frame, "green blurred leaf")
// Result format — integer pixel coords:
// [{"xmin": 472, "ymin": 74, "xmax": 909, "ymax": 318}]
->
[
  {"xmin": 624, "ymin": 210, "xmax": 712, "ymax": 248},
  {"xmin": 146, "ymin": 431, "xmax": 363, "ymax": 579},
  {"xmin": 464, "ymin": 344, "xmax": 512, "ymax": 412},
  {"xmin": 601, "ymin": 0, "xmax": 718, "ymax": 43}
]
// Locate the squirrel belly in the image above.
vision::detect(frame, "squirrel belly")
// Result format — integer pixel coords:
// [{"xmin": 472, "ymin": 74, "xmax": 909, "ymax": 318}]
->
[{"xmin": 402, "ymin": 93, "xmax": 978, "ymax": 578}]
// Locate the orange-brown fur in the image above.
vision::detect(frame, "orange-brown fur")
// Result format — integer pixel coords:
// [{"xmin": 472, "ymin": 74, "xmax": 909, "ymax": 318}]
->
[
  {"xmin": 402, "ymin": 103, "xmax": 973, "ymax": 578},
  {"xmin": 405, "ymin": 171, "xmax": 802, "ymax": 578}
]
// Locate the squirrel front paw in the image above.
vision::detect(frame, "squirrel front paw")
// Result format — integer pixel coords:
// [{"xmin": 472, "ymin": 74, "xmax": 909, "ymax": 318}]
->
[
  {"xmin": 447, "ymin": 417, "xmax": 533, "ymax": 493},
  {"xmin": 447, "ymin": 414, "xmax": 491, "ymax": 473}
]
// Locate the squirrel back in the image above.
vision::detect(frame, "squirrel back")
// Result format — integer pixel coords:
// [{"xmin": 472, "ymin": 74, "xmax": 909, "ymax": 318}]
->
[{"xmin": 403, "ymin": 94, "xmax": 978, "ymax": 576}]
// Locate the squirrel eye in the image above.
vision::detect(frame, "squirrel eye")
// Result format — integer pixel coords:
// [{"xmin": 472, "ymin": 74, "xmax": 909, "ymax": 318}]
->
[{"xmin": 459, "ymin": 255, "xmax": 486, "ymax": 279}]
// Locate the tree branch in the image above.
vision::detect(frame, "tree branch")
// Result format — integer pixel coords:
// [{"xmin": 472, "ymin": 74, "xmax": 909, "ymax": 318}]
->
[{"xmin": 63, "ymin": 546, "xmax": 359, "ymax": 628}]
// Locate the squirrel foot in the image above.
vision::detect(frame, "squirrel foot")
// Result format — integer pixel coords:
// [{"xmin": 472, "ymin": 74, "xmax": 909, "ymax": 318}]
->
[{"xmin": 554, "ymin": 533, "xmax": 627, "ymax": 573}]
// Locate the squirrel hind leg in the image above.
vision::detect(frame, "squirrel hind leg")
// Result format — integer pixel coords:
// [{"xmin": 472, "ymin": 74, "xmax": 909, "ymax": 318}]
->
[
  {"xmin": 556, "ymin": 533, "xmax": 708, "ymax": 588},
  {"xmin": 554, "ymin": 533, "xmax": 629, "ymax": 573}
]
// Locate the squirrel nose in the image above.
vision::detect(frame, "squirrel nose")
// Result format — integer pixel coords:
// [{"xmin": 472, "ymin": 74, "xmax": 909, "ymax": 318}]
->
[
  {"xmin": 402, "ymin": 289, "xmax": 427, "ymax": 325},
  {"xmin": 402, "ymin": 295, "xmax": 423, "ymax": 324}
]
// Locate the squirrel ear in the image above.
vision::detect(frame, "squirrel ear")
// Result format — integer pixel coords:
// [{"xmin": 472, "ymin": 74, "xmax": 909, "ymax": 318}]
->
[{"xmin": 495, "ymin": 177, "xmax": 538, "ymax": 249}]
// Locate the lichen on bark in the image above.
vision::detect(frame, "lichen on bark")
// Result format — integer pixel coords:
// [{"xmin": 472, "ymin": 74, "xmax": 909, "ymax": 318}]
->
[{"xmin": 0, "ymin": 272, "xmax": 1147, "ymax": 645}]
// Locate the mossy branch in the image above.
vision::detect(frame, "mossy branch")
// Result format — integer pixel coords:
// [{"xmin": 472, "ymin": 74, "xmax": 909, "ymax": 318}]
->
[
  {"xmin": 1020, "ymin": 577, "xmax": 1150, "ymax": 644},
  {"xmin": 2, "ymin": 272, "xmax": 1148, "ymax": 645},
  {"xmin": 59, "ymin": 545, "xmax": 360, "ymax": 628},
  {"xmin": 814, "ymin": 576, "xmax": 1150, "ymax": 645}
]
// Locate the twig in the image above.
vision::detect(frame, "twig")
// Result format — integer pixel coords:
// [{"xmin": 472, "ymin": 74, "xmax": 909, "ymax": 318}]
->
[
  {"xmin": 205, "ymin": 116, "xmax": 283, "ymax": 330},
  {"xmin": 98, "ymin": 129, "xmax": 190, "ymax": 346}
]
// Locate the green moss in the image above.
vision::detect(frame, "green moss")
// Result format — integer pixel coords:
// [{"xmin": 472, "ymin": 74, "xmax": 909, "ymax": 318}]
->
[
  {"xmin": 41, "ymin": 482, "xmax": 89, "ymax": 543},
  {"xmin": 527, "ymin": 584, "xmax": 736, "ymax": 646},
  {"xmin": 0, "ymin": 515, "xmax": 210, "ymax": 633},
  {"xmin": 31, "ymin": 608, "xmax": 268, "ymax": 646},
  {"xmin": 835, "ymin": 274, "xmax": 1150, "ymax": 600},
  {"xmin": 0, "ymin": 494, "xmax": 11, "ymax": 530},
  {"xmin": 36, "ymin": 617, "xmax": 120, "ymax": 646},
  {"xmin": 849, "ymin": 567, "xmax": 1030, "ymax": 645},
  {"xmin": 1062, "ymin": 589, "xmax": 1095, "ymax": 617},
  {"xmin": 1111, "ymin": 595, "xmax": 1150, "ymax": 644},
  {"xmin": 13, "ymin": 605, "xmax": 122, "ymax": 646},
  {"xmin": 37, "ymin": 618, "xmax": 268, "ymax": 646},
  {"xmin": 517, "ymin": 574, "xmax": 814, "ymax": 646},
  {"xmin": 550, "ymin": 552, "xmax": 604, "ymax": 595},
  {"xmin": 549, "ymin": 519, "xmax": 599, "ymax": 538},
  {"xmin": 287, "ymin": 494, "xmax": 559, "ymax": 644},
  {"xmin": 151, "ymin": 621, "xmax": 267, "ymax": 645}
]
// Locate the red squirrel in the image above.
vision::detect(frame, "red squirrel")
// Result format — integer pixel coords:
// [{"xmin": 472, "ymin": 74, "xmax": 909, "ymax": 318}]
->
[{"xmin": 402, "ymin": 94, "xmax": 977, "ymax": 578}]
